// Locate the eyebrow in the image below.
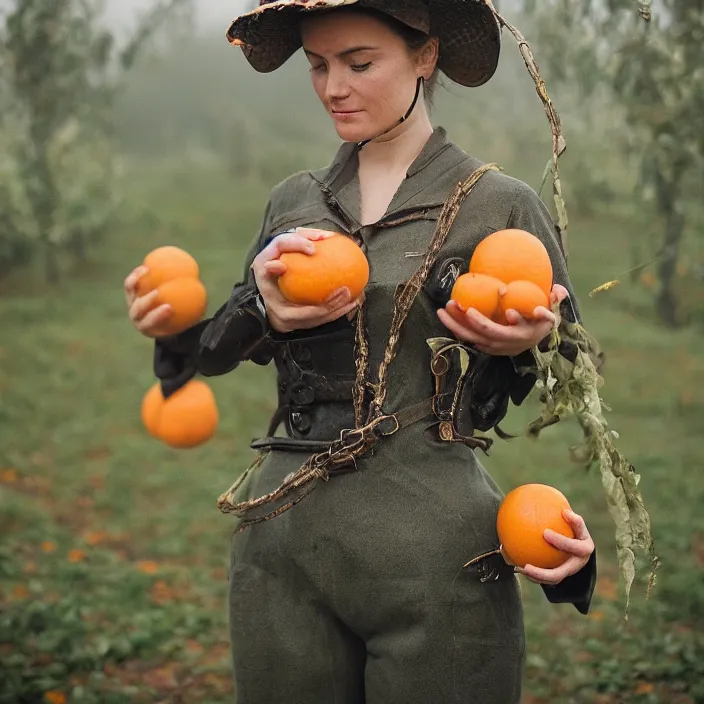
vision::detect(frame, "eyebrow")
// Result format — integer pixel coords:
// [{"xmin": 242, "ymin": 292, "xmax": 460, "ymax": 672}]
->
[{"xmin": 303, "ymin": 46, "xmax": 378, "ymax": 59}]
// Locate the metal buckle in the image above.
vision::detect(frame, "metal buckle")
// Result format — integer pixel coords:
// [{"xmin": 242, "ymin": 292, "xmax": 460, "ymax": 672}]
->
[{"xmin": 374, "ymin": 414, "xmax": 400, "ymax": 437}]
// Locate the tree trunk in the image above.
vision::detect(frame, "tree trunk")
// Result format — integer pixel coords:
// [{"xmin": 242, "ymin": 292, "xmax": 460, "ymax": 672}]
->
[
  {"xmin": 26, "ymin": 125, "xmax": 60, "ymax": 285},
  {"xmin": 653, "ymin": 167, "xmax": 685, "ymax": 327}
]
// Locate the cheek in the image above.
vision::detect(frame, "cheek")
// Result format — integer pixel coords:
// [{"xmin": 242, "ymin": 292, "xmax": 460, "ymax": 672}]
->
[
  {"xmin": 310, "ymin": 73, "xmax": 326, "ymax": 102},
  {"xmin": 359, "ymin": 66, "xmax": 413, "ymax": 113}
]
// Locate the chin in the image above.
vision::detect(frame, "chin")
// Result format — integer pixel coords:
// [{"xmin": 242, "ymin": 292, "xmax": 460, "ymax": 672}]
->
[{"xmin": 332, "ymin": 122, "xmax": 378, "ymax": 144}]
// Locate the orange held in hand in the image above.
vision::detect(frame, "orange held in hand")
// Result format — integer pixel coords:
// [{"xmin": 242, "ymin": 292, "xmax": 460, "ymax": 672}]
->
[
  {"xmin": 459, "ymin": 229, "xmax": 554, "ymax": 325},
  {"xmin": 141, "ymin": 379, "xmax": 219, "ymax": 449},
  {"xmin": 498, "ymin": 280, "xmax": 549, "ymax": 322},
  {"xmin": 450, "ymin": 272, "xmax": 504, "ymax": 320},
  {"xmin": 278, "ymin": 234, "xmax": 369, "ymax": 306},
  {"xmin": 470, "ymin": 228, "xmax": 553, "ymax": 295},
  {"xmin": 496, "ymin": 483, "xmax": 574, "ymax": 569},
  {"xmin": 136, "ymin": 246, "xmax": 207, "ymax": 336}
]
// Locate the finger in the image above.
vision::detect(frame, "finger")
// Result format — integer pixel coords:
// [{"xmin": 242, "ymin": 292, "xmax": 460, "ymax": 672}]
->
[
  {"xmin": 437, "ymin": 308, "xmax": 494, "ymax": 347},
  {"xmin": 543, "ymin": 529, "xmax": 594, "ymax": 558},
  {"xmin": 261, "ymin": 233, "xmax": 316, "ymax": 261},
  {"xmin": 263, "ymin": 260, "xmax": 287, "ymax": 276},
  {"xmin": 516, "ymin": 569, "xmax": 543, "ymax": 585},
  {"xmin": 520, "ymin": 557, "xmax": 586, "ymax": 585},
  {"xmin": 532, "ymin": 306, "xmax": 557, "ymax": 325},
  {"xmin": 503, "ymin": 308, "xmax": 527, "ymax": 326},
  {"xmin": 124, "ymin": 266, "xmax": 148, "ymax": 306},
  {"xmin": 295, "ymin": 227, "xmax": 337, "ymax": 241},
  {"xmin": 135, "ymin": 304, "xmax": 172, "ymax": 334},
  {"xmin": 129, "ymin": 289, "xmax": 161, "ymax": 323},
  {"xmin": 463, "ymin": 307, "xmax": 520, "ymax": 340},
  {"xmin": 562, "ymin": 509, "xmax": 591, "ymax": 540},
  {"xmin": 445, "ymin": 301, "xmax": 498, "ymax": 343},
  {"xmin": 276, "ymin": 289, "xmax": 354, "ymax": 326},
  {"xmin": 324, "ymin": 286, "xmax": 352, "ymax": 305},
  {"xmin": 550, "ymin": 284, "xmax": 569, "ymax": 306},
  {"xmin": 309, "ymin": 299, "xmax": 361, "ymax": 328}
]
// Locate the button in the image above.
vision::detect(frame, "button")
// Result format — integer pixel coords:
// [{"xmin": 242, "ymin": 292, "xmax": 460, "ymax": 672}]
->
[
  {"xmin": 290, "ymin": 411, "xmax": 312, "ymax": 434},
  {"xmin": 289, "ymin": 383, "xmax": 314, "ymax": 405}
]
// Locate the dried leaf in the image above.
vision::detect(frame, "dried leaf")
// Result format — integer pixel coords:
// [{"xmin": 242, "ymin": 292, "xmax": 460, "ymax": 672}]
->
[{"xmin": 526, "ymin": 321, "xmax": 659, "ymax": 616}]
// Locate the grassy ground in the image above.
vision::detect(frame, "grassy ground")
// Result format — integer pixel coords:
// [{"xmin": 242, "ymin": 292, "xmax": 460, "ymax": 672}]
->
[{"xmin": 1, "ymin": 159, "xmax": 703, "ymax": 704}]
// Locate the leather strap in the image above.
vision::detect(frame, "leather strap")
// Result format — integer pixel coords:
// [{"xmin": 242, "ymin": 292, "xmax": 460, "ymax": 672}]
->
[{"xmin": 250, "ymin": 398, "xmax": 435, "ymax": 453}]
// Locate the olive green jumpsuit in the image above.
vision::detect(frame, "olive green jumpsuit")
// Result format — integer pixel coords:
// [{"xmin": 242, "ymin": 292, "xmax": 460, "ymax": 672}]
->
[{"xmin": 154, "ymin": 127, "xmax": 596, "ymax": 704}]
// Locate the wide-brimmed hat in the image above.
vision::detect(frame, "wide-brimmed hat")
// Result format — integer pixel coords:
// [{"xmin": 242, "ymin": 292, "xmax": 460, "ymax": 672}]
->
[{"xmin": 226, "ymin": 0, "xmax": 501, "ymax": 88}]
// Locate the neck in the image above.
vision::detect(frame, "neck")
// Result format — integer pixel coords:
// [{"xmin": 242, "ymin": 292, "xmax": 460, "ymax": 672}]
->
[{"xmin": 357, "ymin": 109, "xmax": 434, "ymax": 173}]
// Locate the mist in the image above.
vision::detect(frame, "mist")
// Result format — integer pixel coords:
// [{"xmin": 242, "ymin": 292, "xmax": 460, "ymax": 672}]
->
[{"xmin": 101, "ymin": 0, "xmax": 250, "ymax": 36}]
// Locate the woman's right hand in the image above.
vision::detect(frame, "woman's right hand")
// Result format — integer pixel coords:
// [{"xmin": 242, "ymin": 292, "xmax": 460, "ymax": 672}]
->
[
  {"xmin": 252, "ymin": 228, "xmax": 363, "ymax": 334},
  {"xmin": 124, "ymin": 266, "xmax": 173, "ymax": 338}
]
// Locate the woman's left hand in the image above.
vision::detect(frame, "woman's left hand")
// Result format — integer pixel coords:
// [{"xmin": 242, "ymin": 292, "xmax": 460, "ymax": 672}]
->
[
  {"xmin": 437, "ymin": 284, "xmax": 569, "ymax": 356},
  {"xmin": 514, "ymin": 509, "xmax": 595, "ymax": 586}
]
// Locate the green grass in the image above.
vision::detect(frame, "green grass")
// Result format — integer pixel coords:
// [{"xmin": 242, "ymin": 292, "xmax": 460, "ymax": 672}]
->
[{"xmin": 1, "ymin": 158, "xmax": 703, "ymax": 704}]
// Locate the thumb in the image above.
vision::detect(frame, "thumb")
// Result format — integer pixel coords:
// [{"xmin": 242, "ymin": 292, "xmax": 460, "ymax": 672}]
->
[{"xmin": 324, "ymin": 287, "xmax": 351, "ymax": 307}]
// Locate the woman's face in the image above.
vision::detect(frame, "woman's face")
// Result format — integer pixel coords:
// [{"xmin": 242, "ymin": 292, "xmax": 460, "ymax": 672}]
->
[{"xmin": 299, "ymin": 11, "xmax": 429, "ymax": 142}]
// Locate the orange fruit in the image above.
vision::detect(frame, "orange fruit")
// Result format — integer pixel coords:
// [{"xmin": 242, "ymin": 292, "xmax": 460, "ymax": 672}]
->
[
  {"xmin": 498, "ymin": 280, "xmax": 550, "ymax": 321},
  {"xmin": 136, "ymin": 246, "xmax": 199, "ymax": 296},
  {"xmin": 496, "ymin": 483, "xmax": 574, "ymax": 569},
  {"xmin": 135, "ymin": 246, "xmax": 207, "ymax": 335},
  {"xmin": 278, "ymin": 234, "xmax": 369, "ymax": 306},
  {"xmin": 151, "ymin": 278, "xmax": 207, "ymax": 336},
  {"xmin": 141, "ymin": 383, "xmax": 164, "ymax": 438},
  {"xmin": 470, "ymin": 229, "xmax": 553, "ymax": 297},
  {"xmin": 141, "ymin": 380, "xmax": 219, "ymax": 449},
  {"xmin": 450, "ymin": 272, "xmax": 504, "ymax": 319}
]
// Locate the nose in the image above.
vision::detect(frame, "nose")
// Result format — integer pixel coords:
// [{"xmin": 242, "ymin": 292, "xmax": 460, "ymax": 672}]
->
[{"xmin": 325, "ymin": 65, "xmax": 351, "ymax": 103}]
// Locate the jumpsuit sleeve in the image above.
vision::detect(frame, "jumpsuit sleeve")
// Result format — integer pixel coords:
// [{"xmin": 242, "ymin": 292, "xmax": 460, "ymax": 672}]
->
[
  {"xmin": 152, "ymin": 200, "xmax": 275, "ymax": 396},
  {"xmin": 540, "ymin": 549, "xmax": 597, "ymax": 615}
]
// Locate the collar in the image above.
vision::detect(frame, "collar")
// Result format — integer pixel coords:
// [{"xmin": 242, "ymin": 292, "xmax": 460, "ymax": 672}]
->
[{"xmin": 313, "ymin": 125, "xmax": 452, "ymax": 192}]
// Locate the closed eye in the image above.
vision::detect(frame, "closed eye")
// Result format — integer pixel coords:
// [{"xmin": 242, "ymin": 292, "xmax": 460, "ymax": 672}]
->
[{"xmin": 351, "ymin": 62, "xmax": 371, "ymax": 72}]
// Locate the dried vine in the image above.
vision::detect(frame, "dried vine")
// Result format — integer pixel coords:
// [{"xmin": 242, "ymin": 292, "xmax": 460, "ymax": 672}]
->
[{"xmin": 484, "ymin": 0, "xmax": 569, "ymax": 258}]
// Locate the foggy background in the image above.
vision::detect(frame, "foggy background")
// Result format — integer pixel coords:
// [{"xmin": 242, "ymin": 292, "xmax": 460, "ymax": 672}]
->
[{"xmin": 2, "ymin": 1, "xmax": 703, "ymax": 702}]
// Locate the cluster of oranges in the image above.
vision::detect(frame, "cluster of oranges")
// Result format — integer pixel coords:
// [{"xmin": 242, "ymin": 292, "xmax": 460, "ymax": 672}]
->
[
  {"xmin": 135, "ymin": 246, "xmax": 208, "ymax": 336},
  {"xmin": 451, "ymin": 228, "xmax": 554, "ymax": 323},
  {"xmin": 136, "ymin": 246, "xmax": 218, "ymax": 449}
]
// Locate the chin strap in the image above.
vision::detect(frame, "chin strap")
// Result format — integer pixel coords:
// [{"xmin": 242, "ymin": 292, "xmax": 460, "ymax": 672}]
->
[{"xmin": 356, "ymin": 76, "xmax": 424, "ymax": 150}]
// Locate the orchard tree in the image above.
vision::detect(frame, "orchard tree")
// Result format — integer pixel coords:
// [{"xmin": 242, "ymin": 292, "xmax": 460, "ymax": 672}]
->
[
  {"xmin": 521, "ymin": 0, "xmax": 704, "ymax": 326},
  {"xmin": 0, "ymin": 0, "xmax": 192, "ymax": 283}
]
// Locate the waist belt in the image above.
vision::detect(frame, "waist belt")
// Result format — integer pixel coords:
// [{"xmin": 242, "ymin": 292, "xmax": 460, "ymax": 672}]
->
[{"xmin": 249, "ymin": 397, "xmax": 434, "ymax": 454}]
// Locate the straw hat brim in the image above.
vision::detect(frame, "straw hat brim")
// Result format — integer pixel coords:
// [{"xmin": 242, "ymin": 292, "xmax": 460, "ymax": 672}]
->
[{"xmin": 226, "ymin": 0, "xmax": 501, "ymax": 88}]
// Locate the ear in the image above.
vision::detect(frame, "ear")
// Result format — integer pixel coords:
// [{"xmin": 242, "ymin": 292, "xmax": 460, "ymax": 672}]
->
[{"xmin": 417, "ymin": 37, "xmax": 439, "ymax": 80}]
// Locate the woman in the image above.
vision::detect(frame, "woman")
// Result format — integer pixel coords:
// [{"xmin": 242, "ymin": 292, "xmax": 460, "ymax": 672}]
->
[{"xmin": 124, "ymin": 1, "xmax": 597, "ymax": 701}]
